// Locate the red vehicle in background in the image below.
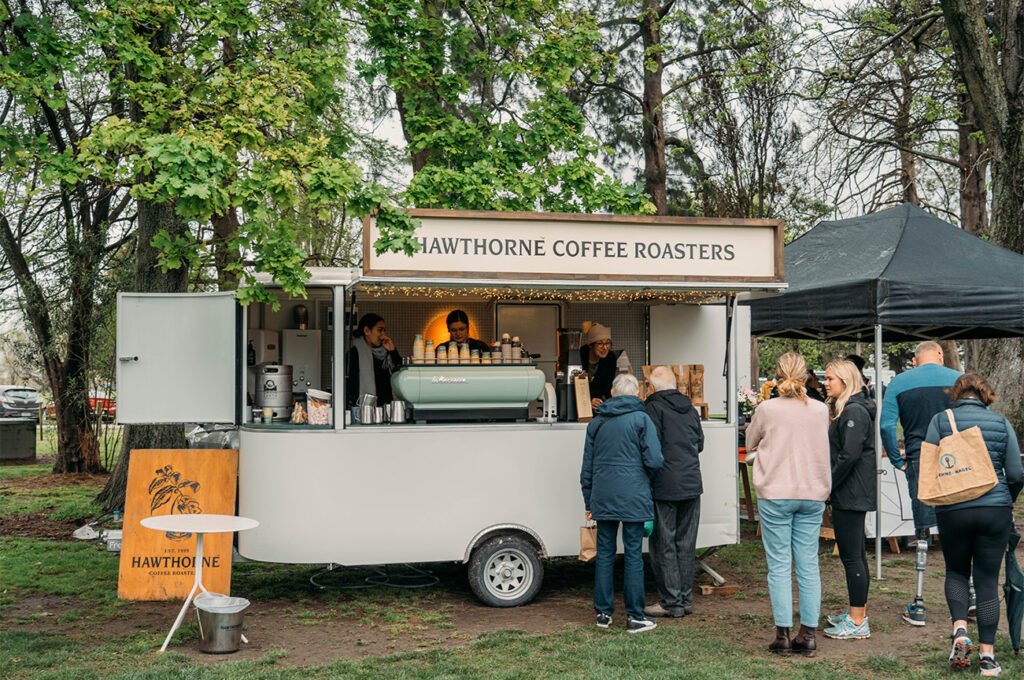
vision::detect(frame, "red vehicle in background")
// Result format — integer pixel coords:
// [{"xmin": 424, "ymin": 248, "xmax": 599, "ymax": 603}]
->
[
  {"xmin": 44, "ymin": 391, "xmax": 116, "ymax": 421},
  {"xmin": 90, "ymin": 392, "xmax": 116, "ymax": 421}
]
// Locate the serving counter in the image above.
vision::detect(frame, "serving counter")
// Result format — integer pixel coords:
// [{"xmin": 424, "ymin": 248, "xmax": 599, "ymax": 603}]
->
[{"xmin": 235, "ymin": 419, "xmax": 740, "ymax": 566}]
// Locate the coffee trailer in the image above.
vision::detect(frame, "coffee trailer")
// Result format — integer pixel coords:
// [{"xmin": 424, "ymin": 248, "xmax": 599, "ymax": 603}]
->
[{"xmin": 116, "ymin": 210, "xmax": 784, "ymax": 606}]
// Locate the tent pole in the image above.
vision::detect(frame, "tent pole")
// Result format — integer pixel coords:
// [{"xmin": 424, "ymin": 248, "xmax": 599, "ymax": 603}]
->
[{"xmin": 874, "ymin": 323, "xmax": 884, "ymax": 580}]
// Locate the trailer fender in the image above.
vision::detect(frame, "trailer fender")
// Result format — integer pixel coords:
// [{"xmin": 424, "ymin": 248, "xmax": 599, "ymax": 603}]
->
[{"xmin": 463, "ymin": 524, "xmax": 546, "ymax": 564}]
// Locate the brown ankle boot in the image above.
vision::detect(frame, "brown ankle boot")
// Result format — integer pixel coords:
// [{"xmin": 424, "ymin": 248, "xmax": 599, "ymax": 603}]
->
[
  {"xmin": 791, "ymin": 624, "xmax": 817, "ymax": 657},
  {"xmin": 768, "ymin": 626, "xmax": 791, "ymax": 655}
]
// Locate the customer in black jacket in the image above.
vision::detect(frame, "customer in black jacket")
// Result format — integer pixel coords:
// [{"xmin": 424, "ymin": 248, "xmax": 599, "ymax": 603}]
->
[
  {"xmin": 821, "ymin": 360, "xmax": 876, "ymax": 640},
  {"xmin": 642, "ymin": 365, "xmax": 705, "ymax": 618}
]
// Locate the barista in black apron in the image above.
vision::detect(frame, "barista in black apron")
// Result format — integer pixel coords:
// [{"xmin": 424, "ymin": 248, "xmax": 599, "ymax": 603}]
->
[{"xmin": 581, "ymin": 322, "xmax": 631, "ymax": 410}]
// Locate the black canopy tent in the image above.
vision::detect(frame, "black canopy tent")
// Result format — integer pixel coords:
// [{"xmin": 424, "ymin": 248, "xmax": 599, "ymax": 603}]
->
[
  {"xmin": 750, "ymin": 203, "xmax": 1024, "ymax": 342},
  {"xmin": 749, "ymin": 203, "xmax": 1024, "ymax": 577}
]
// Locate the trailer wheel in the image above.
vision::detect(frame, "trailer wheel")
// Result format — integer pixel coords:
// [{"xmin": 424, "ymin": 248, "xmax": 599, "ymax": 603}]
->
[{"xmin": 468, "ymin": 535, "xmax": 543, "ymax": 607}]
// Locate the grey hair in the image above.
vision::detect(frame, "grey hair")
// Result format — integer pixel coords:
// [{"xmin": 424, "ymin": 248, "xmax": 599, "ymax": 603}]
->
[
  {"xmin": 649, "ymin": 365, "xmax": 676, "ymax": 391},
  {"xmin": 915, "ymin": 340, "xmax": 942, "ymax": 357},
  {"xmin": 611, "ymin": 373, "xmax": 639, "ymax": 397}
]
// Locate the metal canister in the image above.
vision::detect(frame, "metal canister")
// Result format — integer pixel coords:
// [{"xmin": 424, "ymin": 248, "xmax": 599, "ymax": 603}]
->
[{"xmin": 255, "ymin": 364, "xmax": 293, "ymax": 420}]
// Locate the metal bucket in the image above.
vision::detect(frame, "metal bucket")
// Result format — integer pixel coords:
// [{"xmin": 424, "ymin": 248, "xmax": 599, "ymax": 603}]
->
[{"xmin": 195, "ymin": 593, "xmax": 249, "ymax": 653}]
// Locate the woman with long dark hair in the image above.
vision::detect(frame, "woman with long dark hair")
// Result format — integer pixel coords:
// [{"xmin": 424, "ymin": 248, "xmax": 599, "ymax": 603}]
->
[
  {"xmin": 821, "ymin": 359, "xmax": 875, "ymax": 640},
  {"xmin": 925, "ymin": 373, "xmax": 1022, "ymax": 676},
  {"xmin": 746, "ymin": 352, "xmax": 831, "ymax": 656},
  {"xmin": 346, "ymin": 313, "xmax": 402, "ymax": 408}
]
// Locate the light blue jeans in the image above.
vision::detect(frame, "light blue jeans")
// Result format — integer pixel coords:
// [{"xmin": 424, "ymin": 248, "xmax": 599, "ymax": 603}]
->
[{"xmin": 758, "ymin": 499, "xmax": 824, "ymax": 628}]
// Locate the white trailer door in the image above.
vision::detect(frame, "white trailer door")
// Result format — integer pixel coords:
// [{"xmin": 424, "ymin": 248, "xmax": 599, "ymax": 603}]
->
[{"xmin": 117, "ymin": 292, "xmax": 238, "ymax": 423}]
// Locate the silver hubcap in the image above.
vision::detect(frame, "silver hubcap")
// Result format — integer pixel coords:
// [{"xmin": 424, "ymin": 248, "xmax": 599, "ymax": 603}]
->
[{"xmin": 484, "ymin": 548, "xmax": 533, "ymax": 600}]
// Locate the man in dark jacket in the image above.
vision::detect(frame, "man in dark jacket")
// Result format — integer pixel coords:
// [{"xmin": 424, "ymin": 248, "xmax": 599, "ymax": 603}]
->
[
  {"xmin": 581, "ymin": 373, "xmax": 663, "ymax": 633},
  {"xmin": 641, "ymin": 365, "xmax": 705, "ymax": 618}
]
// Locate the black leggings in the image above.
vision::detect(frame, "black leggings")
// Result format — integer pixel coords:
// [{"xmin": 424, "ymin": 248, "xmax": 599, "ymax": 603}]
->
[
  {"xmin": 833, "ymin": 509, "xmax": 869, "ymax": 608},
  {"xmin": 936, "ymin": 506, "xmax": 1012, "ymax": 645}
]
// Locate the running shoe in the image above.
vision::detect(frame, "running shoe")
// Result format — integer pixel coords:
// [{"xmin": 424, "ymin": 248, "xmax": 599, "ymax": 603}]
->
[
  {"xmin": 823, "ymin": 614, "xmax": 871, "ymax": 640},
  {"xmin": 979, "ymin": 654, "xmax": 1001, "ymax": 677},
  {"xmin": 826, "ymin": 610, "xmax": 849, "ymax": 626},
  {"xmin": 596, "ymin": 612, "xmax": 612, "ymax": 629},
  {"xmin": 902, "ymin": 601, "xmax": 926, "ymax": 626},
  {"xmin": 626, "ymin": 616, "xmax": 657, "ymax": 633},
  {"xmin": 948, "ymin": 627, "xmax": 973, "ymax": 670}
]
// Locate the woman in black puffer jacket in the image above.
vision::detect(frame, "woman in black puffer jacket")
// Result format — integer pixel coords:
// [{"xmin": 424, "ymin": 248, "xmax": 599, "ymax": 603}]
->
[
  {"xmin": 924, "ymin": 373, "xmax": 1022, "ymax": 676},
  {"xmin": 821, "ymin": 360, "xmax": 876, "ymax": 641}
]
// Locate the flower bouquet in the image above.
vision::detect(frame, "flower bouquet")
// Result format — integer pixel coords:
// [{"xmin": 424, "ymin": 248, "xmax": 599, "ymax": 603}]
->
[{"xmin": 737, "ymin": 388, "xmax": 759, "ymax": 420}]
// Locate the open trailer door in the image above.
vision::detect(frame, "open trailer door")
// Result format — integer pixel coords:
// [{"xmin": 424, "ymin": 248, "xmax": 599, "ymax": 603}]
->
[{"xmin": 116, "ymin": 292, "xmax": 240, "ymax": 424}]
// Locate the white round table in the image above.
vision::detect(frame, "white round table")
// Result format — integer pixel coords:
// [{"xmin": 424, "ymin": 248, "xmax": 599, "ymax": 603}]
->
[{"xmin": 140, "ymin": 514, "xmax": 259, "ymax": 651}]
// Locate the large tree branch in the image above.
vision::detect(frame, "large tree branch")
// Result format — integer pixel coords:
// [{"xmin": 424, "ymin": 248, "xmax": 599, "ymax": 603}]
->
[
  {"xmin": 826, "ymin": 115, "xmax": 961, "ymax": 169},
  {"xmin": 938, "ymin": 0, "xmax": 1009, "ymax": 154}
]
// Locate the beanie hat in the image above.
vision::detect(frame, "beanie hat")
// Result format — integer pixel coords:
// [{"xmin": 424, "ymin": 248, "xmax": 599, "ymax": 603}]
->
[{"xmin": 582, "ymin": 321, "xmax": 612, "ymax": 345}]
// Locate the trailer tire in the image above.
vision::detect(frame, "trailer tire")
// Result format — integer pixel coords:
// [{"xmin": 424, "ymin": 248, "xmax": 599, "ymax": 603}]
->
[{"xmin": 467, "ymin": 535, "xmax": 543, "ymax": 607}]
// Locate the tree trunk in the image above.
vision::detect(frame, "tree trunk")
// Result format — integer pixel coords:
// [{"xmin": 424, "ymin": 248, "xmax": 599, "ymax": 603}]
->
[
  {"xmin": 940, "ymin": 0, "xmax": 1024, "ymax": 435},
  {"xmin": 97, "ymin": 200, "xmax": 189, "ymax": 510},
  {"xmin": 939, "ymin": 340, "xmax": 961, "ymax": 371},
  {"xmin": 958, "ymin": 97, "xmax": 989, "ymax": 236},
  {"xmin": 97, "ymin": 199, "xmax": 189, "ymax": 511},
  {"xmin": 639, "ymin": 0, "xmax": 668, "ymax": 215}
]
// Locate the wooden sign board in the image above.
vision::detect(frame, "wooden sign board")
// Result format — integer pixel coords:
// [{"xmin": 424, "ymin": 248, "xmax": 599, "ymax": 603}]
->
[
  {"xmin": 118, "ymin": 449, "xmax": 239, "ymax": 601},
  {"xmin": 688, "ymin": 364, "xmax": 705, "ymax": 402},
  {"xmin": 574, "ymin": 374, "xmax": 593, "ymax": 422}
]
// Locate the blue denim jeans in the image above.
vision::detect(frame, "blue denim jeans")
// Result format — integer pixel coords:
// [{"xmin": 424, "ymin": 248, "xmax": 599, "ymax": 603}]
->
[
  {"xmin": 903, "ymin": 458, "xmax": 937, "ymax": 530},
  {"xmin": 594, "ymin": 520, "xmax": 645, "ymax": 620},
  {"xmin": 758, "ymin": 499, "xmax": 824, "ymax": 628}
]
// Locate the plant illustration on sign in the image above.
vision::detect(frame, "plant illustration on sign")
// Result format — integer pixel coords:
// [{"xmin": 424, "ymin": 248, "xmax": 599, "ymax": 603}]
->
[{"xmin": 148, "ymin": 466, "xmax": 202, "ymax": 541}]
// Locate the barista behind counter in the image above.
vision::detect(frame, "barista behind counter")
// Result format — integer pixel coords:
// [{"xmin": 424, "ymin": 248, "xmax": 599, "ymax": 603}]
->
[
  {"xmin": 347, "ymin": 313, "xmax": 403, "ymax": 408},
  {"xmin": 581, "ymin": 321, "xmax": 631, "ymax": 410},
  {"xmin": 446, "ymin": 309, "xmax": 491, "ymax": 354}
]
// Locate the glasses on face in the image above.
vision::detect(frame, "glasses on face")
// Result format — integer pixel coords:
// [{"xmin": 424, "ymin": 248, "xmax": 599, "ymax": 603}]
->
[{"xmin": 594, "ymin": 340, "xmax": 612, "ymax": 348}]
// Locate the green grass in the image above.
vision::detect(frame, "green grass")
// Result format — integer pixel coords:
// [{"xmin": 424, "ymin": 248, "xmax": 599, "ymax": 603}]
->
[
  {"xmin": 0, "ymin": 625, "xmax": 956, "ymax": 680},
  {"xmin": 0, "ymin": 483, "xmax": 102, "ymax": 520}
]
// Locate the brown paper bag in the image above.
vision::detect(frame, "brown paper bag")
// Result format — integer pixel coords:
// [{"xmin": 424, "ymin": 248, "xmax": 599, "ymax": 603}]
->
[
  {"xmin": 579, "ymin": 524, "xmax": 597, "ymax": 562},
  {"xmin": 918, "ymin": 409, "xmax": 998, "ymax": 506}
]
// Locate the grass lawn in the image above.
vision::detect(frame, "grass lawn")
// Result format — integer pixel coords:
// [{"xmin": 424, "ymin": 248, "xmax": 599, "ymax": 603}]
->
[{"xmin": 1, "ymin": 452, "xmax": 1020, "ymax": 679}]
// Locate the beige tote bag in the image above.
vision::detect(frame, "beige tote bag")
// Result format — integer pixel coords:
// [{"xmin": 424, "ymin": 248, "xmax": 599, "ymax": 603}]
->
[{"xmin": 918, "ymin": 409, "xmax": 998, "ymax": 506}]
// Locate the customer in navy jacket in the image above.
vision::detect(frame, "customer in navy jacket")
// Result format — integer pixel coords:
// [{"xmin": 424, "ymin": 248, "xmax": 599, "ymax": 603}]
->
[
  {"xmin": 581, "ymin": 373, "xmax": 663, "ymax": 633},
  {"xmin": 924, "ymin": 373, "xmax": 1022, "ymax": 675}
]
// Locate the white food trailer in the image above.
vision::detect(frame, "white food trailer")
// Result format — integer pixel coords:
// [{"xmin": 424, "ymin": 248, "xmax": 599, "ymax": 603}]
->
[{"xmin": 117, "ymin": 210, "xmax": 784, "ymax": 606}]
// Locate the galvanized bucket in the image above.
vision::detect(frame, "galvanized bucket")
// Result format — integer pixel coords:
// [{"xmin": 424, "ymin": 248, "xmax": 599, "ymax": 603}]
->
[{"xmin": 194, "ymin": 593, "xmax": 249, "ymax": 653}]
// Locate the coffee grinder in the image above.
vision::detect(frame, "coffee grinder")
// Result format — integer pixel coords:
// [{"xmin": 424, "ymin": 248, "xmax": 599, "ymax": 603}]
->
[{"xmin": 556, "ymin": 328, "xmax": 583, "ymax": 421}]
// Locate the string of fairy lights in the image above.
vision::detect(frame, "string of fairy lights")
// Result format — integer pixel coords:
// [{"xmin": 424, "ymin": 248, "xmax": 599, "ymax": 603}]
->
[{"xmin": 356, "ymin": 284, "xmax": 730, "ymax": 304}]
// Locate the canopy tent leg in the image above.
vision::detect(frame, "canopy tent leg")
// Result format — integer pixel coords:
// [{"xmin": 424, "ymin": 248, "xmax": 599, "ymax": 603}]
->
[
  {"xmin": 874, "ymin": 323, "xmax": 885, "ymax": 580},
  {"xmin": 726, "ymin": 295, "xmax": 739, "ymax": 544}
]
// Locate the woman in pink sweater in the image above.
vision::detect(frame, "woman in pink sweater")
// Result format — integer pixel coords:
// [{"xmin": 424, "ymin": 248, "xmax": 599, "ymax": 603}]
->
[{"xmin": 746, "ymin": 352, "xmax": 831, "ymax": 657}]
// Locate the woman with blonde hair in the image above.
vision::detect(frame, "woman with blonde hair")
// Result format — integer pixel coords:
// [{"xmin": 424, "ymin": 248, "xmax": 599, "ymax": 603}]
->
[
  {"xmin": 746, "ymin": 352, "xmax": 831, "ymax": 656},
  {"xmin": 821, "ymin": 360, "xmax": 875, "ymax": 640}
]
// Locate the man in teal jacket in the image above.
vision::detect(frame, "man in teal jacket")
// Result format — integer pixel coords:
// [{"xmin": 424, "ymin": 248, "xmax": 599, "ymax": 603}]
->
[{"xmin": 880, "ymin": 340, "xmax": 960, "ymax": 626}]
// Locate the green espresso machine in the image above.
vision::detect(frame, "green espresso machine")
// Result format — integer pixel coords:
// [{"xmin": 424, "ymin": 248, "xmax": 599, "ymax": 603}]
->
[{"xmin": 391, "ymin": 365, "xmax": 546, "ymax": 423}]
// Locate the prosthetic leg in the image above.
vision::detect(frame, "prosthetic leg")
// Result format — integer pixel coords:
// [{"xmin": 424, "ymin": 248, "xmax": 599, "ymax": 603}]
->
[{"xmin": 902, "ymin": 528, "xmax": 929, "ymax": 626}]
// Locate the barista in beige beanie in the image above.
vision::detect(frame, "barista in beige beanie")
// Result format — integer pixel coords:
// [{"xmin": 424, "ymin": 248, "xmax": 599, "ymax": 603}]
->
[{"xmin": 582, "ymin": 321, "xmax": 632, "ymax": 409}]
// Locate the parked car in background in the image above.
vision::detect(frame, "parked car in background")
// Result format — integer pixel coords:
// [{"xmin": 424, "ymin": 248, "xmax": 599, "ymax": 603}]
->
[{"xmin": 0, "ymin": 385, "xmax": 44, "ymax": 420}]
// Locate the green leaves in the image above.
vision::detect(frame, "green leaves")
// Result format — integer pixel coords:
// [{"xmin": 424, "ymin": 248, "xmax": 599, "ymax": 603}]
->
[{"xmin": 360, "ymin": 0, "xmax": 651, "ymax": 216}]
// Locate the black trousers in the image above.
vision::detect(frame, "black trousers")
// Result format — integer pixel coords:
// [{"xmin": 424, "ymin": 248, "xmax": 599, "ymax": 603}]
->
[
  {"xmin": 936, "ymin": 506, "xmax": 1012, "ymax": 645},
  {"xmin": 832, "ymin": 508, "xmax": 869, "ymax": 608},
  {"xmin": 649, "ymin": 498, "xmax": 701, "ymax": 613}
]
